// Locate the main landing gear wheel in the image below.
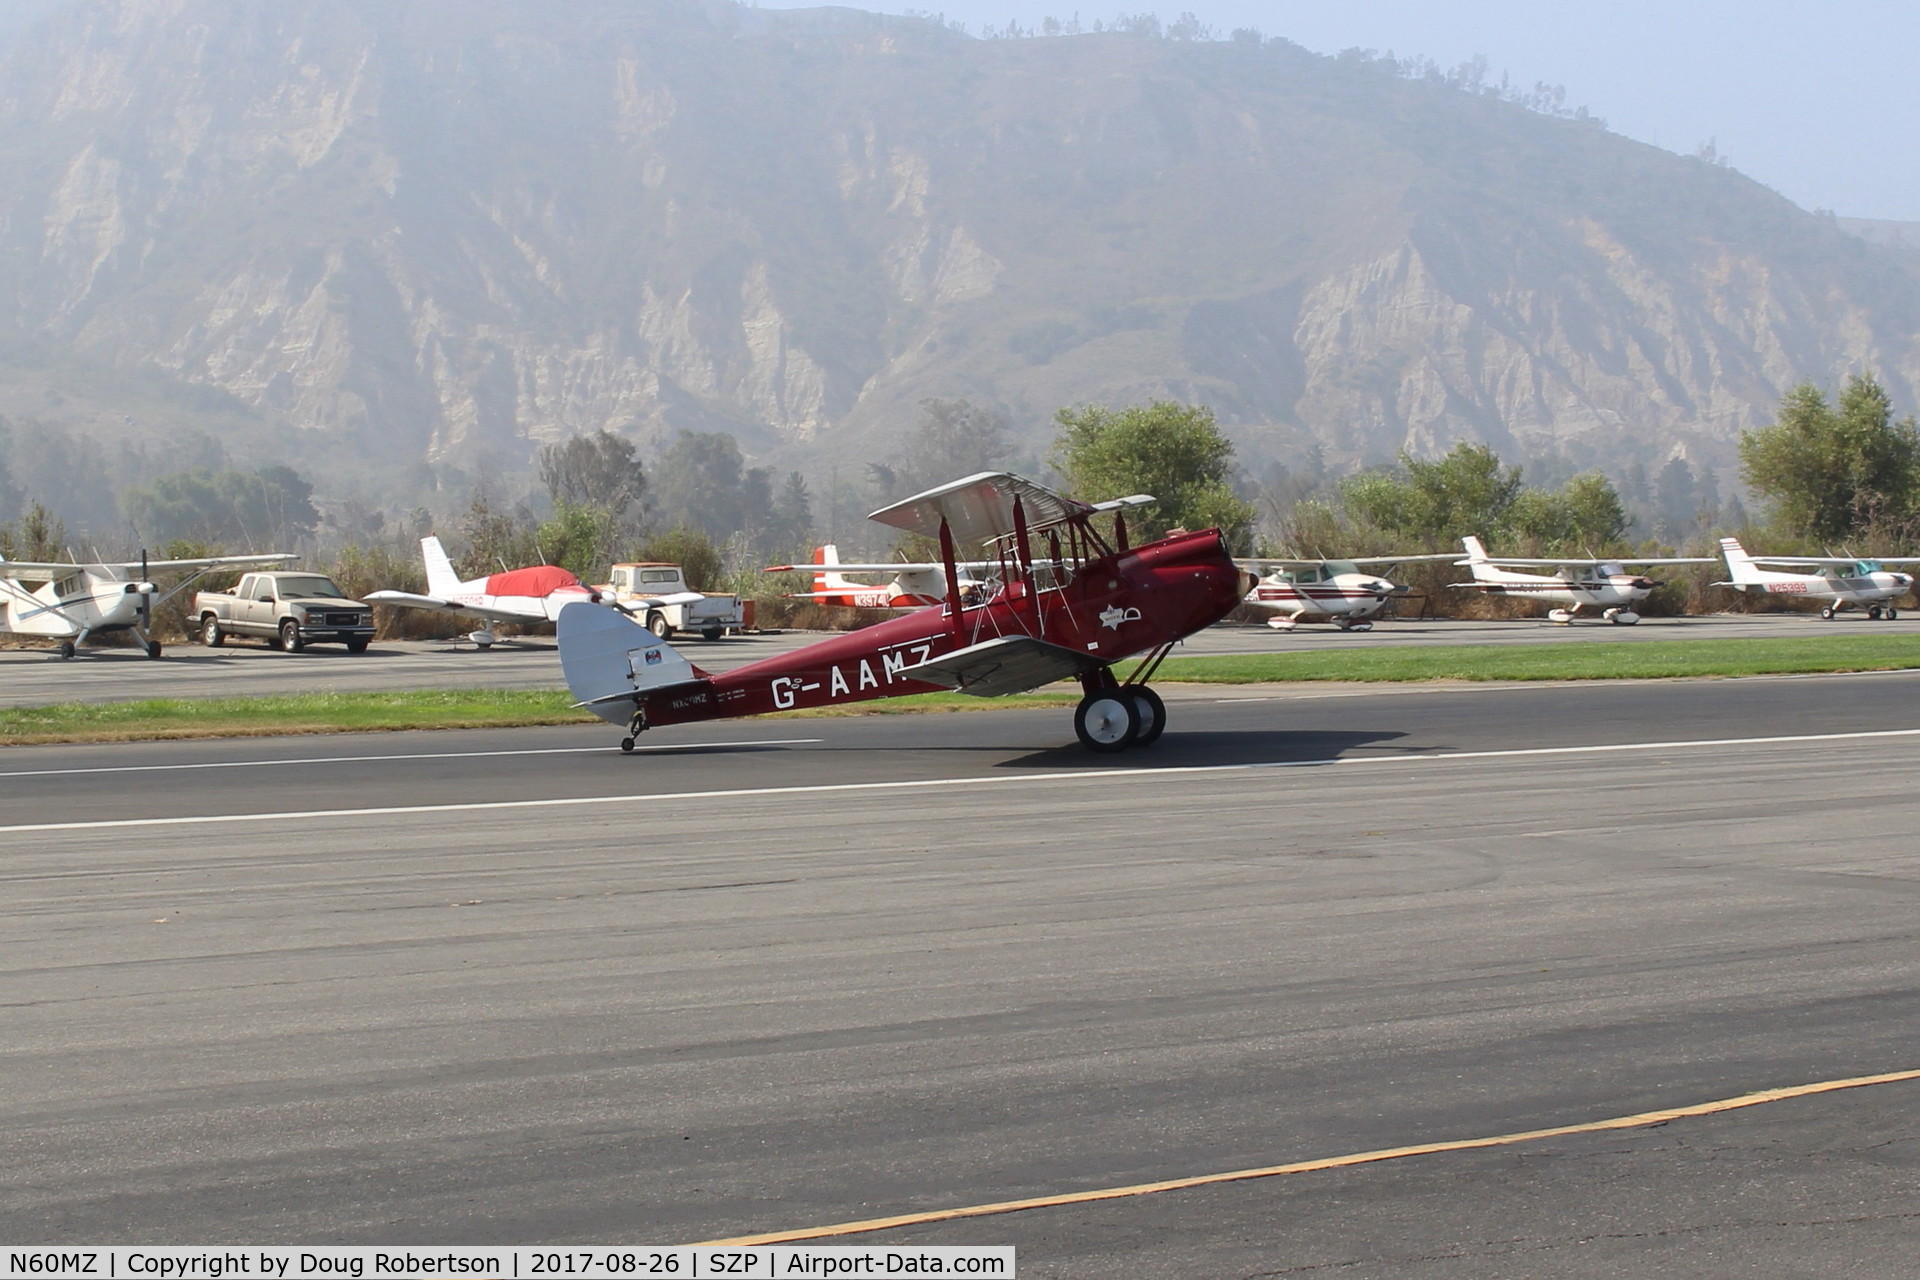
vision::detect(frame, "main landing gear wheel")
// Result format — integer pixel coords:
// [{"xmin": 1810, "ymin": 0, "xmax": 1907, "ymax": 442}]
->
[
  {"xmin": 620, "ymin": 737, "xmax": 637, "ymax": 753},
  {"xmin": 144, "ymin": 639, "xmax": 162, "ymax": 659},
  {"xmin": 1074, "ymin": 690, "xmax": 1140, "ymax": 753},
  {"xmin": 1888, "ymin": 608, "xmax": 1900, "ymax": 620},
  {"xmin": 201, "ymin": 616, "xmax": 224, "ymax": 647},
  {"xmin": 1868, "ymin": 605, "xmax": 1884, "ymax": 620},
  {"xmin": 57, "ymin": 640, "xmax": 75, "ymax": 660},
  {"xmin": 1127, "ymin": 686, "xmax": 1167, "ymax": 747},
  {"xmin": 1821, "ymin": 605, "xmax": 1837, "ymax": 620}
]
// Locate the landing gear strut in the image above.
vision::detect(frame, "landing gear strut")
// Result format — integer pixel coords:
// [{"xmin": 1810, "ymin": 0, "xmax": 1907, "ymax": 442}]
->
[
  {"xmin": 1073, "ymin": 644, "xmax": 1174, "ymax": 752},
  {"xmin": 620, "ymin": 704, "xmax": 649, "ymax": 754}
]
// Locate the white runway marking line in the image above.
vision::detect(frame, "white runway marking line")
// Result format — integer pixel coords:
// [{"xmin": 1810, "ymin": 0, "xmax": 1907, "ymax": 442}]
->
[
  {"xmin": 0, "ymin": 738, "xmax": 825, "ymax": 779},
  {"xmin": 6, "ymin": 726, "xmax": 1919, "ymax": 836}
]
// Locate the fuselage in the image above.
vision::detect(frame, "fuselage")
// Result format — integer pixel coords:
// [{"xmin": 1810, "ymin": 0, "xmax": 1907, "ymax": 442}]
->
[
  {"xmin": 441, "ymin": 582, "xmax": 602, "ymax": 622},
  {"xmin": 634, "ymin": 528, "xmax": 1246, "ymax": 728},
  {"xmin": 0, "ymin": 570, "xmax": 149, "ymax": 637},
  {"xmin": 1732, "ymin": 568, "xmax": 1911, "ymax": 606},
  {"xmin": 1246, "ymin": 563, "xmax": 1395, "ymax": 619},
  {"xmin": 1466, "ymin": 565, "xmax": 1653, "ymax": 611}
]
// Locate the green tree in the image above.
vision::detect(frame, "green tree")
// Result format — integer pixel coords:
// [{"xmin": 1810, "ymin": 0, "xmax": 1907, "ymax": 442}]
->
[
  {"xmin": 532, "ymin": 502, "xmax": 618, "ymax": 582},
  {"xmin": 0, "ymin": 501, "xmax": 67, "ymax": 561},
  {"xmin": 649, "ymin": 431, "xmax": 749, "ymax": 540},
  {"xmin": 629, "ymin": 526, "xmax": 724, "ymax": 590},
  {"xmin": 538, "ymin": 429, "xmax": 647, "ymax": 520},
  {"xmin": 1050, "ymin": 400, "xmax": 1254, "ymax": 546},
  {"xmin": 121, "ymin": 466, "xmax": 320, "ymax": 548},
  {"xmin": 1739, "ymin": 374, "xmax": 1920, "ymax": 543},
  {"xmin": 455, "ymin": 495, "xmax": 539, "ymax": 578},
  {"xmin": 1340, "ymin": 442, "xmax": 1523, "ymax": 544}
]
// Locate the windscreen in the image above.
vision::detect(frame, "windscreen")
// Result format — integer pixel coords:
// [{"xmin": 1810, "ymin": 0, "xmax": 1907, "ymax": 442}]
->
[{"xmin": 276, "ymin": 576, "xmax": 346, "ymax": 599}]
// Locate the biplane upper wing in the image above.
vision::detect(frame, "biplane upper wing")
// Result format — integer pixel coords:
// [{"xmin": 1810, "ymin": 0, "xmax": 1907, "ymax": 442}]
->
[
  {"xmin": 868, "ymin": 472, "xmax": 1149, "ymax": 543},
  {"xmin": 898, "ymin": 634, "xmax": 1106, "ymax": 698},
  {"xmin": 0, "ymin": 552, "xmax": 292, "ymax": 580}
]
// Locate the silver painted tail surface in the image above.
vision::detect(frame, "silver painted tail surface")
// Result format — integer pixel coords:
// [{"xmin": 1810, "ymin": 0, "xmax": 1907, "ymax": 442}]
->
[{"xmin": 558, "ymin": 601, "xmax": 700, "ymax": 726}]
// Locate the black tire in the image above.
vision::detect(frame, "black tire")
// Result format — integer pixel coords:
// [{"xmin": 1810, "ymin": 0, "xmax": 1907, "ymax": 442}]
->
[
  {"xmin": 1074, "ymin": 690, "xmax": 1140, "ymax": 753},
  {"xmin": 201, "ymin": 616, "xmax": 225, "ymax": 647},
  {"xmin": 145, "ymin": 640, "xmax": 162, "ymax": 659},
  {"xmin": 1869, "ymin": 605, "xmax": 1883, "ymax": 620},
  {"xmin": 279, "ymin": 619, "xmax": 304, "ymax": 652},
  {"xmin": 1888, "ymin": 608, "xmax": 1900, "ymax": 620},
  {"xmin": 620, "ymin": 737, "xmax": 636, "ymax": 753},
  {"xmin": 1821, "ymin": 606, "xmax": 1837, "ymax": 620},
  {"xmin": 347, "ymin": 638, "xmax": 370, "ymax": 653},
  {"xmin": 57, "ymin": 640, "xmax": 75, "ymax": 660},
  {"xmin": 701, "ymin": 627, "xmax": 723, "ymax": 641},
  {"xmin": 1128, "ymin": 686, "xmax": 1167, "ymax": 747},
  {"xmin": 647, "ymin": 612, "xmax": 673, "ymax": 639}
]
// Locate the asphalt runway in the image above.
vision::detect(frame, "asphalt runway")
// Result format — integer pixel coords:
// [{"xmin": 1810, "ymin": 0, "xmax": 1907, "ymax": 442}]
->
[
  {"xmin": 0, "ymin": 610, "xmax": 1903, "ymax": 707},
  {"xmin": 4, "ymin": 672, "xmax": 1919, "ymax": 1272}
]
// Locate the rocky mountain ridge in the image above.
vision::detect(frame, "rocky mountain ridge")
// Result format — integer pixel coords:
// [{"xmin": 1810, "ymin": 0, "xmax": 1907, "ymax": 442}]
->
[{"xmin": 0, "ymin": 0, "xmax": 1914, "ymax": 499}]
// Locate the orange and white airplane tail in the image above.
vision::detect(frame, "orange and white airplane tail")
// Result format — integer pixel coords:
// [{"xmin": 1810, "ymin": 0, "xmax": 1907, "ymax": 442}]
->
[{"xmin": 813, "ymin": 544, "xmax": 861, "ymax": 597}]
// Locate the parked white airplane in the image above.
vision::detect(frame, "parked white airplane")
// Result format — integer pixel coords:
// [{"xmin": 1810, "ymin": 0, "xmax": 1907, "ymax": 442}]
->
[
  {"xmin": 1717, "ymin": 537, "xmax": 1919, "ymax": 619},
  {"xmin": 763, "ymin": 543, "xmax": 995, "ymax": 610},
  {"xmin": 366, "ymin": 536, "xmax": 702, "ymax": 648},
  {"xmin": 1, "ymin": 551, "xmax": 292, "ymax": 658},
  {"xmin": 1238, "ymin": 555, "xmax": 1460, "ymax": 630},
  {"xmin": 1451, "ymin": 536, "xmax": 1715, "ymax": 624}
]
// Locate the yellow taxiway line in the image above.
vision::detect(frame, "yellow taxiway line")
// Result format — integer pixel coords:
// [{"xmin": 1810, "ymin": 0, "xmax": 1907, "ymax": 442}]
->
[{"xmin": 694, "ymin": 1067, "xmax": 1920, "ymax": 1246}]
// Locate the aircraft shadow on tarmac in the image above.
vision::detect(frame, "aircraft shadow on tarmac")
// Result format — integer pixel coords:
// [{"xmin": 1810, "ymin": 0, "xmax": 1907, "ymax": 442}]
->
[{"xmin": 999, "ymin": 727, "xmax": 1410, "ymax": 770}]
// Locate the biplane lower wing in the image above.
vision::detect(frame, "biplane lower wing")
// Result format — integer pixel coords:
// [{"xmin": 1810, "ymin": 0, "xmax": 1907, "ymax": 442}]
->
[{"xmin": 899, "ymin": 634, "xmax": 1106, "ymax": 698}]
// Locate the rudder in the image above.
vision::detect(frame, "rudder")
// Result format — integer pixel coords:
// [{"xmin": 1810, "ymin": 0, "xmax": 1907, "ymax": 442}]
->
[{"xmin": 422, "ymin": 536, "xmax": 461, "ymax": 597}]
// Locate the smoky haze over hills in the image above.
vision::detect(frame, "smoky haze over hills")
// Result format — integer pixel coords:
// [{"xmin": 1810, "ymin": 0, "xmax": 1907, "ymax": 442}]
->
[{"xmin": 0, "ymin": 0, "xmax": 1916, "ymax": 513}]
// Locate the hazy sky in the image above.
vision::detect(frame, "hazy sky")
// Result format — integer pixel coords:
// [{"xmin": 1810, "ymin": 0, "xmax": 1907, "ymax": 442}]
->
[{"xmin": 753, "ymin": 0, "xmax": 1920, "ymax": 221}]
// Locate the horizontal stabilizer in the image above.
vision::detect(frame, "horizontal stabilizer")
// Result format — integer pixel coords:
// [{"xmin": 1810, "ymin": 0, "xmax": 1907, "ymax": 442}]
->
[{"xmin": 898, "ymin": 634, "xmax": 1105, "ymax": 698}]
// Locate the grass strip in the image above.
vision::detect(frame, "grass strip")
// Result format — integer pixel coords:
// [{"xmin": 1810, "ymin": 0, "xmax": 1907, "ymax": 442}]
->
[
  {"xmin": 6, "ymin": 634, "xmax": 1917, "ymax": 745},
  {"xmin": 1145, "ymin": 634, "xmax": 1920, "ymax": 684}
]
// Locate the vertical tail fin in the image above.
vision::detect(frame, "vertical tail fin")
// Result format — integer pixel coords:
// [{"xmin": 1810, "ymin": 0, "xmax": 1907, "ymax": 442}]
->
[
  {"xmin": 816, "ymin": 543, "xmax": 860, "ymax": 593},
  {"xmin": 422, "ymin": 536, "xmax": 461, "ymax": 596},
  {"xmin": 1719, "ymin": 536, "xmax": 1762, "ymax": 585}
]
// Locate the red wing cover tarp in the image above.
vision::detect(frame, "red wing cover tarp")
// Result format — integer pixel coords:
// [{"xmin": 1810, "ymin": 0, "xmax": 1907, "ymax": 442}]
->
[{"xmin": 485, "ymin": 564, "xmax": 582, "ymax": 596}]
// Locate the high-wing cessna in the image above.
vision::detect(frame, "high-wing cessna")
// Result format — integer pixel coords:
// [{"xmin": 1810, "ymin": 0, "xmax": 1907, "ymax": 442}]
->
[
  {"xmin": 559, "ymin": 472, "xmax": 1255, "ymax": 752},
  {"xmin": 1, "ymin": 551, "xmax": 292, "ymax": 658},
  {"xmin": 1717, "ymin": 537, "xmax": 1919, "ymax": 619},
  {"xmin": 1239, "ymin": 554, "xmax": 1459, "ymax": 630},
  {"xmin": 762, "ymin": 543, "xmax": 991, "ymax": 610},
  {"xmin": 366, "ymin": 536, "xmax": 686, "ymax": 648},
  {"xmin": 1451, "ymin": 536, "xmax": 1715, "ymax": 624}
]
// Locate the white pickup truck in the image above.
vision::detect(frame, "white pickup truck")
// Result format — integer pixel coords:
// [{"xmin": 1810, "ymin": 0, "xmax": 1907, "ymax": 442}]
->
[
  {"xmin": 194, "ymin": 570, "xmax": 376, "ymax": 653},
  {"xmin": 601, "ymin": 562, "xmax": 748, "ymax": 639}
]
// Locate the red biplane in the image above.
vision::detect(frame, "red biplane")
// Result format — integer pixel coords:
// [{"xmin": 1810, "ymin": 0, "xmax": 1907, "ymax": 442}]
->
[{"xmin": 558, "ymin": 472, "xmax": 1255, "ymax": 752}]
